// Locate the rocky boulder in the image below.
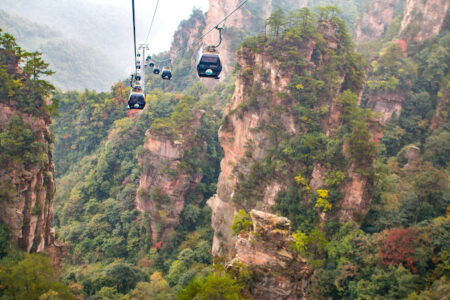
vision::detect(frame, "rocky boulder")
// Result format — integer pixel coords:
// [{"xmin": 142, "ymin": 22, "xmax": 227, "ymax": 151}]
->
[{"xmin": 231, "ymin": 210, "xmax": 313, "ymax": 300}]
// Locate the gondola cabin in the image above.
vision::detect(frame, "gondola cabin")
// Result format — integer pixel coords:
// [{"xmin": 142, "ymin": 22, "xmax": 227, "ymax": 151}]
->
[
  {"xmin": 161, "ymin": 67, "xmax": 172, "ymax": 80},
  {"xmin": 128, "ymin": 92, "xmax": 145, "ymax": 109},
  {"xmin": 135, "ymin": 75, "xmax": 141, "ymax": 81},
  {"xmin": 153, "ymin": 66, "xmax": 160, "ymax": 74},
  {"xmin": 146, "ymin": 56, "xmax": 151, "ymax": 62},
  {"xmin": 149, "ymin": 61, "xmax": 155, "ymax": 68},
  {"xmin": 197, "ymin": 46, "xmax": 222, "ymax": 79}
]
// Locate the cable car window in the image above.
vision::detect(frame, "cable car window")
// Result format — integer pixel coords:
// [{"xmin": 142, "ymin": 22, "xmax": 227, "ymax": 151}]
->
[{"xmin": 201, "ymin": 55, "xmax": 219, "ymax": 64}]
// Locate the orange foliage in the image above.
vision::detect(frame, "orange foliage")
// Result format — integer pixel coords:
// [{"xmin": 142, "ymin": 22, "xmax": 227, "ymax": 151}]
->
[
  {"xmin": 379, "ymin": 228, "xmax": 417, "ymax": 273},
  {"xmin": 395, "ymin": 39, "xmax": 407, "ymax": 52}
]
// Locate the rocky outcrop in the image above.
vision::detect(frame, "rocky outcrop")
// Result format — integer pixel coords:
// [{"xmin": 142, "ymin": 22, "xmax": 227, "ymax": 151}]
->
[
  {"xmin": 365, "ymin": 89, "xmax": 406, "ymax": 122},
  {"xmin": 355, "ymin": 0, "xmax": 401, "ymax": 43},
  {"xmin": 201, "ymin": 0, "xmax": 308, "ymax": 80},
  {"xmin": 230, "ymin": 210, "xmax": 313, "ymax": 299},
  {"xmin": 400, "ymin": 0, "xmax": 449, "ymax": 42},
  {"xmin": 0, "ymin": 103, "xmax": 56, "ymax": 253},
  {"xmin": 208, "ymin": 48, "xmax": 296, "ymax": 256},
  {"xmin": 136, "ymin": 110, "xmax": 204, "ymax": 245},
  {"xmin": 431, "ymin": 80, "xmax": 450, "ymax": 129},
  {"xmin": 355, "ymin": 0, "xmax": 449, "ymax": 44},
  {"xmin": 202, "ymin": 0, "xmax": 254, "ymax": 79},
  {"xmin": 208, "ymin": 21, "xmax": 381, "ymax": 257},
  {"xmin": 170, "ymin": 9, "xmax": 206, "ymax": 59}
]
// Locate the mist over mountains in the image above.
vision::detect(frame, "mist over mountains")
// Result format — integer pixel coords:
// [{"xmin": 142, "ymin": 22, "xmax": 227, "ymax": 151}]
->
[{"xmin": 0, "ymin": 0, "xmax": 136, "ymax": 91}]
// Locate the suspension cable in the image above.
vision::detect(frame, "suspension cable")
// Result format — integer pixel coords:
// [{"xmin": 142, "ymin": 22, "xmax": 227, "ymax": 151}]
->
[
  {"xmin": 153, "ymin": 0, "xmax": 249, "ymax": 64},
  {"xmin": 131, "ymin": 0, "xmax": 137, "ymax": 73},
  {"xmin": 145, "ymin": 0, "xmax": 160, "ymax": 42},
  {"xmin": 194, "ymin": 0, "xmax": 248, "ymax": 48}
]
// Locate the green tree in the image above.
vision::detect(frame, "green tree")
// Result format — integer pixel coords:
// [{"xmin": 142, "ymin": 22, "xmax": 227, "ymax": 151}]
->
[
  {"xmin": 267, "ymin": 8, "xmax": 285, "ymax": 37},
  {"xmin": 167, "ymin": 260, "xmax": 187, "ymax": 286},
  {"xmin": 0, "ymin": 254, "xmax": 74, "ymax": 300},
  {"xmin": 104, "ymin": 262, "xmax": 145, "ymax": 294},
  {"xmin": 231, "ymin": 210, "xmax": 253, "ymax": 235},
  {"xmin": 177, "ymin": 271, "xmax": 243, "ymax": 300}
]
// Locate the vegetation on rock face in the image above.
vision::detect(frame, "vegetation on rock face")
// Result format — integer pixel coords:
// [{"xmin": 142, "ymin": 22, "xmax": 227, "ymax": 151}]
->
[
  {"xmin": 0, "ymin": 1, "xmax": 449, "ymax": 299},
  {"xmin": 50, "ymin": 67, "xmax": 231, "ymax": 297},
  {"xmin": 231, "ymin": 6, "xmax": 373, "ymax": 234}
]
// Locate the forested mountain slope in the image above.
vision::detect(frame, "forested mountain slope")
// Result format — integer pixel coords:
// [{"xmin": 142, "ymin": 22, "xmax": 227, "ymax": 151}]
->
[
  {"xmin": 0, "ymin": 32, "xmax": 73, "ymax": 299},
  {"xmin": 0, "ymin": 9, "xmax": 122, "ymax": 91},
  {"xmin": 0, "ymin": 0, "xmax": 449, "ymax": 299}
]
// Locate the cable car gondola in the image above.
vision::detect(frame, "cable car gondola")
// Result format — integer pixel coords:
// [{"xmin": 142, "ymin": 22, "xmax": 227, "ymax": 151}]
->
[
  {"xmin": 128, "ymin": 92, "xmax": 145, "ymax": 110},
  {"xmin": 149, "ymin": 61, "xmax": 155, "ymax": 68},
  {"xmin": 146, "ymin": 56, "xmax": 151, "ymax": 62},
  {"xmin": 135, "ymin": 74, "xmax": 141, "ymax": 81},
  {"xmin": 153, "ymin": 66, "xmax": 160, "ymax": 74},
  {"xmin": 161, "ymin": 66, "xmax": 172, "ymax": 80},
  {"xmin": 197, "ymin": 27, "xmax": 223, "ymax": 79},
  {"xmin": 197, "ymin": 46, "xmax": 222, "ymax": 79}
]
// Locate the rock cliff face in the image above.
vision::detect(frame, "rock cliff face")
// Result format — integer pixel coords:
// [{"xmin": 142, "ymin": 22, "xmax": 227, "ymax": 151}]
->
[
  {"xmin": 359, "ymin": 0, "xmax": 449, "ymax": 124},
  {"xmin": 356, "ymin": 0, "xmax": 449, "ymax": 44},
  {"xmin": 136, "ymin": 110, "xmax": 204, "ymax": 245},
  {"xmin": 202, "ymin": 0, "xmax": 307, "ymax": 79},
  {"xmin": 400, "ymin": 0, "xmax": 449, "ymax": 42},
  {"xmin": 355, "ymin": 0, "xmax": 401, "ymax": 43},
  {"xmin": 0, "ymin": 103, "xmax": 56, "ymax": 253},
  {"xmin": 208, "ymin": 21, "xmax": 381, "ymax": 257},
  {"xmin": 365, "ymin": 89, "xmax": 406, "ymax": 122},
  {"xmin": 202, "ymin": 0, "xmax": 256, "ymax": 78},
  {"xmin": 169, "ymin": 9, "xmax": 206, "ymax": 60},
  {"xmin": 230, "ymin": 210, "xmax": 313, "ymax": 299}
]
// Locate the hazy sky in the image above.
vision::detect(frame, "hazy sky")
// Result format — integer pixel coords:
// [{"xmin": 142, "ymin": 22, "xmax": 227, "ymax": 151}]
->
[{"xmin": 93, "ymin": 0, "xmax": 210, "ymax": 53}]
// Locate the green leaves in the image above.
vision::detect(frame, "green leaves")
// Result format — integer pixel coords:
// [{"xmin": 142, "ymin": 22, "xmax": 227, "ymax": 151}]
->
[
  {"xmin": 231, "ymin": 210, "xmax": 253, "ymax": 236},
  {"xmin": 0, "ymin": 115, "xmax": 46, "ymax": 170},
  {"xmin": 0, "ymin": 254, "xmax": 74, "ymax": 299}
]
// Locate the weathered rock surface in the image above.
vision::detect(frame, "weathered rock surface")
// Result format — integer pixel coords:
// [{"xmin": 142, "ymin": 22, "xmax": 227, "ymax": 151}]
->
[
  {"xmin": 231, "ymin": 210, "xmax": 313, "ymax": 299},
  {"xmin": 365, "ymin": 89, "xmax": 406, "ymax": 123},
  {"xmin": 355, "ymin": 0, "xmax": 401, "ymax": 43},
  {"xmin": 201, "ymin": 0, "xmax": 308, "ymax": 80},
  {"xmin": 136, "ymin": 110, "xmax": 204, "ymax": 245},
  {"xmin": 208, "ymin": 21, "xmax": 382, "ymax": 257},
  {"xmin": 400, "ymin": 0, "xmax": 449, "ymax": 42},
  {"xmin": 0, "ymin": 103, "xmax": 56, "ymax": 253}
]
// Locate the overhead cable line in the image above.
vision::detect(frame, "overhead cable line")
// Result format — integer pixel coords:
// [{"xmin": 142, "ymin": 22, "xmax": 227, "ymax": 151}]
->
[
  {"xmin": 194, "ymin": 0, "xmax": 248, "ymax": 48},
  {"xmin": 153, "ymin": 0, "xmax": 249, "ymax": 65},
  {"xmin": 131, "ymin": 0, "xmax": 138, "ymax": 73},
  {"xmin": 145, "ymin": 0, "xmax": 160, "ymax": 42}
]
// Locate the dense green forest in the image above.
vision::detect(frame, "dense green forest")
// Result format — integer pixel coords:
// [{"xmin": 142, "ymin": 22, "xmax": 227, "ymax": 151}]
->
[{"xmin": 1, "ymin": 1, "xmax": 449, "ymax": 299}]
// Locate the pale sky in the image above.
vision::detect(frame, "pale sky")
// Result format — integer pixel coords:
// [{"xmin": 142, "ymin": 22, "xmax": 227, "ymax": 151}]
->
[{"xmin": 93, "ymin": 0, "xmax": 210, "ymax": 54}]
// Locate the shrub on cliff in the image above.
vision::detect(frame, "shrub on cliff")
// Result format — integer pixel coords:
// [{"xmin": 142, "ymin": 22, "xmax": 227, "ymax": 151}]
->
[{"xmin": 232, "ymin": 210, "xmax": 253, "ymax": 235}]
